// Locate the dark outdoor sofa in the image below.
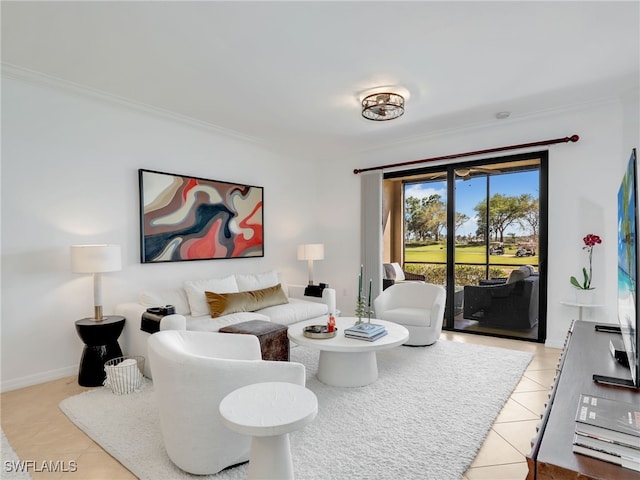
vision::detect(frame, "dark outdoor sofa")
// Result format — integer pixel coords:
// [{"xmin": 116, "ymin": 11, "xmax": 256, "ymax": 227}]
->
[{"xmin": 463, "ymin": 266, "xmax": 539, "ymax": 330}]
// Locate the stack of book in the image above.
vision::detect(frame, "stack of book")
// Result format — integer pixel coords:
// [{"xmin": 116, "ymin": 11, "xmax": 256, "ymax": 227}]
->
[
  {"xmin": 344, "ymin": 322, "xmax": 388, "ymax": 342},
  {"xmin": 573, "ymin": 393, "xmax": 640, "ymax": 472}
]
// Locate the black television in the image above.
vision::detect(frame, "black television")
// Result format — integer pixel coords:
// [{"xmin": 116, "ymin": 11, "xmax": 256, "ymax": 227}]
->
[
  {"xmin": 594, "ymin": 148, "xmax": 640, "ymax": 389},
  {"xmin": 616, "ymin": 147, "xmax": 639, "ymax": 389}
]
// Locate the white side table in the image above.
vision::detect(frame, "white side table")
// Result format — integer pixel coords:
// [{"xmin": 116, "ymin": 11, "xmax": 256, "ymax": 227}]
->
[
  {"xmin": 219, "ymin": 382, "xmax": 318, "ymax": 480},
  {"xmin": 560, "ymin": 300, "xmax": 604, "ymax": 321}
]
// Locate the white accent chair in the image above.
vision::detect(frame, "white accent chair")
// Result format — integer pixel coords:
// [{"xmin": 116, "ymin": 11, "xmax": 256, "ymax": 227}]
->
[
  {"xmin": 147, "ymin": 330, "xmax": 305, "ymax": 475},
  {"xmin": 374, "ymin": 282, "xmax": 446, "ymax": 346}
]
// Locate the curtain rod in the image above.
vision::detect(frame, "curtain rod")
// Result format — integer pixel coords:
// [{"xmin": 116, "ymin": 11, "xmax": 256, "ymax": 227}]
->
[{"xmin": 353, "ymin": 134, "xmax": 580, "ymax": 174}]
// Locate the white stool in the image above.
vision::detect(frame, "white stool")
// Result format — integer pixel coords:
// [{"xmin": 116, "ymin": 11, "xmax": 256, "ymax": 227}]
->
[{"xmin": 219, "ymin": 382, "xmax": 318, "ymax": 480}]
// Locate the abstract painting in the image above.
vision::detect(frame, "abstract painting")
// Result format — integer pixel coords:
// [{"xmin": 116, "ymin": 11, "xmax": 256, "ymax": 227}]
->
[{"xmin": 139, "ymin": 169, "xmax": 264, "ymax": 263}]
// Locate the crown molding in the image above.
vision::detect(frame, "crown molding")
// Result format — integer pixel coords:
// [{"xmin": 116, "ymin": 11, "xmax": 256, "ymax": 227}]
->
[
  {"xmin": 1, "ymin": 63, "xmax": 265, "ymax": 146},
  {"xmin": 358, "ymin": 95, "xmax": 622, "ymax": 156}
]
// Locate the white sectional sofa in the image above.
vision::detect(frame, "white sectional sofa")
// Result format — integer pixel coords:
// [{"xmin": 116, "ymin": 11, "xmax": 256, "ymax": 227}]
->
[{"xmin": 115, "ymin": 270, "xmax": 336, "ymax": 377}]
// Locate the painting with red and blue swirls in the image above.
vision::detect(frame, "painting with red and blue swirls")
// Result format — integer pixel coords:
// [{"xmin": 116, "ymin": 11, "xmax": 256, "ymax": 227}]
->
[{"xmin": 139, "ymin": 169, "xmax": 264, "ymax": 263}]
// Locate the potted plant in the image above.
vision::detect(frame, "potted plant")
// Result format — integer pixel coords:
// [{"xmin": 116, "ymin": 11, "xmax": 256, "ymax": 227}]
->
[{"xmin": 570, "ymin": 233, "xmax": 601, "ymax": 303}]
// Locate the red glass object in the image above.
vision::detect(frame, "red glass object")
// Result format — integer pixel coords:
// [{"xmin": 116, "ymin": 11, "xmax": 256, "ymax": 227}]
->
[{"xmin": 328, "ymin": 313, "xmax": 336, "ymax": 332}]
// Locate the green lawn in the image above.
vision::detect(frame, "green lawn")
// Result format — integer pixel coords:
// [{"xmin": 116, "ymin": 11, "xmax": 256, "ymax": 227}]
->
[{"xmin": 404, "ymin": 244, "xmax": 538, "ymax": 266}]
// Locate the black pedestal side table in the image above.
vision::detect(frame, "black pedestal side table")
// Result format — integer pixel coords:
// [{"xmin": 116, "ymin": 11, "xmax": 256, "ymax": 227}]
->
[{"xmin": 75, "ymin": 315, "xmax": 125, "ymax": 387}]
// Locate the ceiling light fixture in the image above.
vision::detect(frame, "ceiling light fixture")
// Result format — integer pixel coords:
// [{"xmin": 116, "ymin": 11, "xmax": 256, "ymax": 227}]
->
[{"xmin": 361, "ymin": 92, "xmax": 405, "ymax": 121}]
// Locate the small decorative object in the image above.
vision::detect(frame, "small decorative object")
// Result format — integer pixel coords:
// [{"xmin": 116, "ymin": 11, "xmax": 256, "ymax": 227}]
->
[
  {"xmin": 104, "ymin": 356, "xmax": 145, "ymax": 395},
  {"xmin": 303, "ymin": 325, "xmax": 337, "ymax": 339},
  {"xmin": 570, "ymin": 233, "xmax": 602, "ymax": 292},
  {"xmin": 344, "ymin": 322, "xmax": 388, "ymax": 342},
  {"xmin": 574, "ymin": 288, "xmax": 595, "ymax": 305},
  {"xmin": 355, "ymin": 265, "xmax": 366, "ymax": 324},
  {"xmin": 365, "ymin": 278, "xmax": 374, "ymax": 323},
  {"xmin": 366, "ymin": 307, "xmax": 374, "ymax": 323},
  {"xmin": 327, "ymin": 313, "xmax": 336, "ymax": 333}
]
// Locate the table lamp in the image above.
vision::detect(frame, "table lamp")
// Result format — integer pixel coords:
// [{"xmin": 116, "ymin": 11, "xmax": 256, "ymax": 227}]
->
[
  {"xmin": 297, "ymin": 243, "xmax": 324, "ymax": 285},
  {"xmin": 71, "ymin": 244, "xmax": 122, "ymax": 321}
]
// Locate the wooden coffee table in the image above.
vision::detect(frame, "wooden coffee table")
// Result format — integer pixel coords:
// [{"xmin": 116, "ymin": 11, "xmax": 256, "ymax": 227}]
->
[{"xmin": 287, "ymin": 317, "xmax": 409, "ymax": 387}]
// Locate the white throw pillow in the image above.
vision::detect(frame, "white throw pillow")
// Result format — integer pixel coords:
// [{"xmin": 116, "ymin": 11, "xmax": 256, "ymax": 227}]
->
[
  {"xmin": 519, "ymin": 265, "xmax": 535, "ymax": 277},
  {"xmin": 184, "ymin": 275, "xmax": 239, "ymax": 317},
  {"xmin": 391, "ymin": 263, "xmax": 405, "ymax": 281},
  {"xmin": 235, "ymin": 270, "xmax": 280, "ymax": 292},
  {"xmin": 506, "ymin": 269, "xmax": 527, "ymax": 284},
  {"xmin": 277, "ymin": 271, "xmax": 289, "ymax": 297}
]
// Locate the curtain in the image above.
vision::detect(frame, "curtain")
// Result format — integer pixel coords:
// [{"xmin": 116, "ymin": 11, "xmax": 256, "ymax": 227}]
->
[{"xmin": 361, "ymin": 170, "xmax": 383, "ymax": 306}]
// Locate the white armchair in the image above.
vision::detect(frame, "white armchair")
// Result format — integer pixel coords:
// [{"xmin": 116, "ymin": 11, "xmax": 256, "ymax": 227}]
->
[
  {"xmin": 374, "ymin": 282, "xmax": 446, "ymax": 346},
  {"xmin": 147, "ymin": 330, "xmax": 305, "ymax": 475}
]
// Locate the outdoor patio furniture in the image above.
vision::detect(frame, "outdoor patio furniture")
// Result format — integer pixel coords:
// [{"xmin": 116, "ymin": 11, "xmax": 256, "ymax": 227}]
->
[
  {"xmin": 382, "ymin": 262, "xmax": 426, "ymax": 290},
  {"xmin": 463, "ymin": 267, "xmax": 539, "ymax": 329}
]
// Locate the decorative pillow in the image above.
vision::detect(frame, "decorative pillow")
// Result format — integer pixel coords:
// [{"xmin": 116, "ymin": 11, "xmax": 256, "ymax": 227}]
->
[
  {"xmin": 276, "ymin": 272, "xmax": 289, "ymax": 297},
  {"xmin": 184, "ymin": 275, "xmax": 239, "ymax": 317},
  {"xmin": 391, "ymin": 263, "xmax": 405, "ymax": 281},
  {"xmin": 383, "ymin": 264, "xmax": 396, "ymax": 280},
  {"xmin": 235, "ymin": 270, "xmax": 280, "ymax": 292},
  {"xmin": 519, "ymin": 265, "xmax": 535, "ymax": 277},
  {"xmin": 206, "ymin": 283, "xmax": 289, "ymax": 318},
  {"xmin": 506, "ymin": 269, "xmax": 527, "ymax": 284}
]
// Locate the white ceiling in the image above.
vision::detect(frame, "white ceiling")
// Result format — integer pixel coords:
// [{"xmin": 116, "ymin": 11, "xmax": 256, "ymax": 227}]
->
[{"xmin": 2, "ymin": 1, "xmax": 639, "ymax": 154}]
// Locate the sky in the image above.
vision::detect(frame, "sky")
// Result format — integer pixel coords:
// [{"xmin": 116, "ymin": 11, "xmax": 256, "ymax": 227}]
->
[{"xmin": 404, "ymin": 170, "xmax": 540, "ymax": 237}]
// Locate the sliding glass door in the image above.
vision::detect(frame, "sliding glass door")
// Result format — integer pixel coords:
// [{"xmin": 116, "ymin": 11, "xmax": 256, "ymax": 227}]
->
[
  {"xmin": 385, "ymin": 151, "xmax": 547, "ymax": 343},
  {"xmin": 452, "ymin": 160, "xmax": 543, "ymax": 340}
]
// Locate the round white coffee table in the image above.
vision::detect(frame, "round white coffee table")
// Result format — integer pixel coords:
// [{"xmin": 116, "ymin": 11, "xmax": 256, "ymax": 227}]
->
[
  {"xmin": 219, "ymin": 382, "xmax": 317, "ymax": 480},
  {"xmin": 288, "ymin": 317, "xmax": 409, "ymax": 387}
]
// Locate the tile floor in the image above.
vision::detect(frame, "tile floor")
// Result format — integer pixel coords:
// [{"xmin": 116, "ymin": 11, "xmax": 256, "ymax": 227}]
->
[{"xmin": 1, "ymin": 331, "xmax": 560, "ymax": 480}]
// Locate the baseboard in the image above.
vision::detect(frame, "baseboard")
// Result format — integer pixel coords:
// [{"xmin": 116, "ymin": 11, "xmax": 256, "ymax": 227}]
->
[
  {"xmin": 1, "ymin": 365, "xmax": 77, "ymax": 393},
  {"xmin": 544, "ymin": 338, "xmax": 565, "ymax": 349}
]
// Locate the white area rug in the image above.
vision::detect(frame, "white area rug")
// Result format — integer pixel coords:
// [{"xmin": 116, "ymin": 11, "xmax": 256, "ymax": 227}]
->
[
  {"xmin": 60, "ymin": 340, "xmax": 532, "ymax": 480},
  {"xmin": 1, "ymin": 429, "xmax": 32, "ymax": 479}
]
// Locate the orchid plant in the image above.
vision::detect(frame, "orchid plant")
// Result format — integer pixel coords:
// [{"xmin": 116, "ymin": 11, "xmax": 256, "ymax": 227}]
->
[{"xmin": 570, "ymin": 234, "xmax": 602, "ymax": 290}]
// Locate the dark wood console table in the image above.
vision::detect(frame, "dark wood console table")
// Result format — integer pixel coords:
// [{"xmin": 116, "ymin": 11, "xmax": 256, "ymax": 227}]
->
[{"xmin": 527, "ymin": 320, "xmax": 640, "ymax": 479}]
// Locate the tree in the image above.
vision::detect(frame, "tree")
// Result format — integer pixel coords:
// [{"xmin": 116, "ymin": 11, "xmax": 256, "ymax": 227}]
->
[
  {"xmin": 405, "ymin": 196, "xmax": 423, "ymax": 241},
  {"xmin": 455, "ymin": 211, "xmax": 469, "ymax": 232},
  {"xmin": 474, "ymin": 194, "xmax": 526, "ymax": 242},
  {"xmin": 517, "ymin": 194, "xmax": 539, "ymax": 239},
  {"xmin": 404, "ymin": 194, "xmax": 448, "ymax": 242},
  {"xmin": 420, "ymin": 194, "xmax": 447, "ymax": 241}
]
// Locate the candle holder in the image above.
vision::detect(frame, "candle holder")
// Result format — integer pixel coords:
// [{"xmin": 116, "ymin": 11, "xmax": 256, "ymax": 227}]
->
[
  {"xmin": 355, "ymin": 269, "xmax": 373, "ymax": 325},
  {"xmin": 355, "ymin": 295, "xmax": 366, "ymax": 325},
  {"xmin": 365, "ymin": 308, "xmax": 374, "ymax": 324}
]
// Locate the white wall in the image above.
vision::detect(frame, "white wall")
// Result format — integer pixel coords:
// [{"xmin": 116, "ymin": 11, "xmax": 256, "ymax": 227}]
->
[
  {"xmin": 2, "ymin": 73, "xmax": 638, "ymax": 391},
  {"xmin": 1, "ymin": 75, "xmax": 322, "ymax": 391},
  {"xmin": 318, "ymin": 97, "xmax": 638, "ymax": 349},
  {"xmin": 622, "ymin": 88, "xmax": 640, "ymax": 156}
]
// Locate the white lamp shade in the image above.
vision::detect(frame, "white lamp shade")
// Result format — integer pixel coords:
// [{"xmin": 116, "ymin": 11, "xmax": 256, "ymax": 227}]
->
[
  {"xmin": 71, "ymin": 244, "xmax": 122, "ymax": 273},
  {"xmin": 297, "ymin": 243, "xmax": 324, "ymax": 261}
]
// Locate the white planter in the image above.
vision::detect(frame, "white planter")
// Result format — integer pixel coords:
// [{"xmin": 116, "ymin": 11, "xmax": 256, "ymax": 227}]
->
[{"xmin": 574, "ymin": 288, "xmax": 595, "ymax": 305}]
